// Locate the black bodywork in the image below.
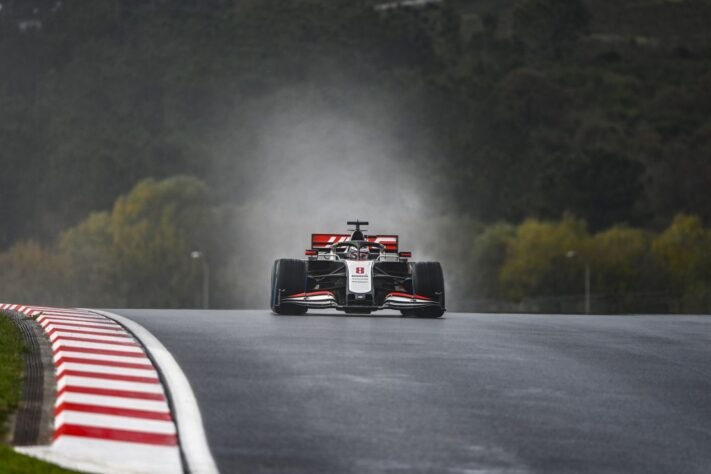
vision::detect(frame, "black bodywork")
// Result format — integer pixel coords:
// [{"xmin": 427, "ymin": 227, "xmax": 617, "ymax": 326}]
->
[
  {"xmin": 272, "ymin": 220, "xmax": 445, "ymax": 317},
  {"xmin": 306, "ymin": 259, "xmax": 412, "ymax": 309}
]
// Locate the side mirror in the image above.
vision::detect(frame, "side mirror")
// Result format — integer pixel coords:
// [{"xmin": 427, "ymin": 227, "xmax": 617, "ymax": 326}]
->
[
  {"xmin": 398, "ymin": 251, "xmax": 412, "ymax": 258},
  {"xmin": 305, "ymin": 249, "xmax": 317, "ymax": 256}
]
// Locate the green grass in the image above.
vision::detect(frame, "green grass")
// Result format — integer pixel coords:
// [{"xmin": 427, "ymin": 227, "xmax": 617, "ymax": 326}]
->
[
  {"xmin": 0, "ymin": 314, "xmax": 25, "ymax": 442},
  {"xmin": 0, "ymin": 444, "xmax": 81, "ymax": 474},
  {"xmin": 0, "ymin": 312, "xmax": 81, "ymax": 474}
]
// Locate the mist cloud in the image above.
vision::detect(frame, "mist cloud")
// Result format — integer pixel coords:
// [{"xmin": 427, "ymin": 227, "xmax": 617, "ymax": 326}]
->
[{"xmin": 211, "ymin": 78, "xmax": 464, "ymax": 308}]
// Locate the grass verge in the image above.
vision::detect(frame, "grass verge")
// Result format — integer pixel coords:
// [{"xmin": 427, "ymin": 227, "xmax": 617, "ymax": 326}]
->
[
  {"xmin": 0, "ymin": 312, "xmax": 80, "ymax": 473},
  {"xmin": 0, "ymin": 444, "xmax": 80, "ymax": 473},
  {"xmin": 0, "ymin": 313, "xmax": 24, "ymax": 442}
]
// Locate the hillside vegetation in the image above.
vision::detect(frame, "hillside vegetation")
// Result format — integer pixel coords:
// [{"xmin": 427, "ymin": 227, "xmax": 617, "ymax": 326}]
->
[{"xmin": 0, "ymin": 0, "xmax": 709, "ymax": 311}]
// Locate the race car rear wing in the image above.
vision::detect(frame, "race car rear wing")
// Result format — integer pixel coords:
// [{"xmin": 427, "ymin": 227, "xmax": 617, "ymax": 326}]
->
[{"xmin": 311, "ymin": 234, "xmax": 399, "ymax": 252}]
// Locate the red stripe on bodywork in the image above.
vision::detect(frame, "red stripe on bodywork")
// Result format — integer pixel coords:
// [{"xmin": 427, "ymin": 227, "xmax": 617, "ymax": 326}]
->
[
  {"xmin": 53, "ymin": 424, "xmax": 177, "ymax": 446},
  {"xmin": 287, "ymin": 291, "xmax": 335, "ymax": 298},
  {"xmin": 367, "ymin": 235, "xmax": 399, "ymax": 251},
  {"xmin": 57, "ymin": 386, "xmax": 165, "ymax": 401},
  {"xmin": 58, "ymin": 370, "xmax": 159, "ymax": 384},
  {"xmin": 55, "ymin": 403, "xmax": 172, "ymax": 421},
  {"xmin": 386, "ymin": 292, "xmax": 432, "ymax": 300},
  {"xmin": 310, "ymin": 234, "xmax": 399, "ymax": 251}
]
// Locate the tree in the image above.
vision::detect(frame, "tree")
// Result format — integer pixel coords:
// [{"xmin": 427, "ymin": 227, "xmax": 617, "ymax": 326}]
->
[
  {"xmin": 499, "ymin": 216, "xmax": 588, "ymax": 301},
  {"xmin": 0, "ymin": 241, "xmax": 66, "ymax": 305},
  {"xmin": 536, "ymin": 149, "xmax": 645, "ymax": 231},
  {"xmin": 59, "ymin": 176, "xmax": 216, "ymax": 307},
  {"xmin": 468, "ymin": 222, "xmax": 515, "ymax": 301},
  {"xmin": 652, "ymin": 214, "xmax": 711, "ymax": 311},
  {"xmin": 496, "ymin": 68, "xmax": 569, "ymax": 129},
  {"xmin": 588, "ymin": 226, "xmax": 658, "ymax": 294},
  {"xmin": 58, "ymin": 211, "xmax": 115, "ymax": 306},
  {"xmin": 512, "ymin": 0, "xmax": 590, "ymax": 57},
  {"xmin": 110, "ymin": 176, "xmax": 212, "ymax": 307}
]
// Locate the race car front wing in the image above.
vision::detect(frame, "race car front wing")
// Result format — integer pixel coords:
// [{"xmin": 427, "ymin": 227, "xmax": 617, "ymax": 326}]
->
[{"xmin": 281, "ymin": 290, "xmax": 442, "ymax": 310}]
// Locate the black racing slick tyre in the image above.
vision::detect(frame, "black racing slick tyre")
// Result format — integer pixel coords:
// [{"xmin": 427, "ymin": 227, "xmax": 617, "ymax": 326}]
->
[
  {"xmin": 271, "ymin": 259, "xmax": 308, "ymax": 315},
  {"xmin": 402, "ymin": 262, "xmax": 445, "ymax": 318}
]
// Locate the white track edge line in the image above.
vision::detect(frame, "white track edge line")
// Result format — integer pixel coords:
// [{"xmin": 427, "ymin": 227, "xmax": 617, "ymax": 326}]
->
[{"xmin": 88, "ymin": 309, "xmax": 219, "ymax": 474}]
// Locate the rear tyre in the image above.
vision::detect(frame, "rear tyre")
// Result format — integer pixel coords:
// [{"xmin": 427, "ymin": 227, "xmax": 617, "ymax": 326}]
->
[
  {"xmin": 403, "ymin": 262, "xmax": 445, "ymax": 318},
  {"xmin": 271, "ymin": 259, "xmax": 308, "ymax": 315}
]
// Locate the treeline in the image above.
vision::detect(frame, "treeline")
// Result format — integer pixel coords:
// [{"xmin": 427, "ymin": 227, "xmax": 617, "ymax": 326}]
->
[
  {"xmin": 1, "ymin": 0, "xmax": 710, "ymax": 310},
  {"xmin": 1, "ymin": 176, "xmax": 709, "ymax": 312},
  {"xmin": 1, "ymin": 0, "xmax": 710, "ymax": 247},
  {"xmin": 0, "ymin": 176, "xmax": 231, "ymax": 308},
  {"xmin": 449, "ymin": 214, "xmax": 711, "ymax": 313}
]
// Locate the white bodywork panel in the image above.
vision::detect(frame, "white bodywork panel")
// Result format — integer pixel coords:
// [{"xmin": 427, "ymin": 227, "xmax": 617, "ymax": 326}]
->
[{"xmin": 345, "ymin": 260, "xmax": 374, "ymax": 294}]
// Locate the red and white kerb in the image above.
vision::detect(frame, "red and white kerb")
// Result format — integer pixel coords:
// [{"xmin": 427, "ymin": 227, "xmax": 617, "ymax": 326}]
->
[{"xmin": 0, "ymin": 303, "xmax": 182, "ymax": 474}]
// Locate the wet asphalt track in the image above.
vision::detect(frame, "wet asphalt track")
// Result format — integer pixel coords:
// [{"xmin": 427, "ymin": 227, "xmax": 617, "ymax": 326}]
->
[{"xmin": 112, "ymin": 310, "xmax": 711, "ymax": 474}]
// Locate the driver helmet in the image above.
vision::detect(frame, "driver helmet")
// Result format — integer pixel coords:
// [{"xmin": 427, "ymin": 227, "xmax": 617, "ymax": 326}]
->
[{"xmin": 359, "ymin": 246, "xmax": 370, "ymax": 260}]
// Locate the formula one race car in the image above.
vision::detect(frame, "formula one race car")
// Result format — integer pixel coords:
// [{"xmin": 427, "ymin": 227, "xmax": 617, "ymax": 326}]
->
[{"xmin": 270, "ymin": 220, "xmax": 445, "ymax": 318}]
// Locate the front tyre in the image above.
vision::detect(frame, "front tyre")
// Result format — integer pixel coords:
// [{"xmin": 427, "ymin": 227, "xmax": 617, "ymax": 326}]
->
[
  {"xmin": 402, "ymin": 262, "xmax": 445, "ymax": 318},
  {"xmin": 271, "ymin": 259, "xmax": 308, "ymax": 315}
]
